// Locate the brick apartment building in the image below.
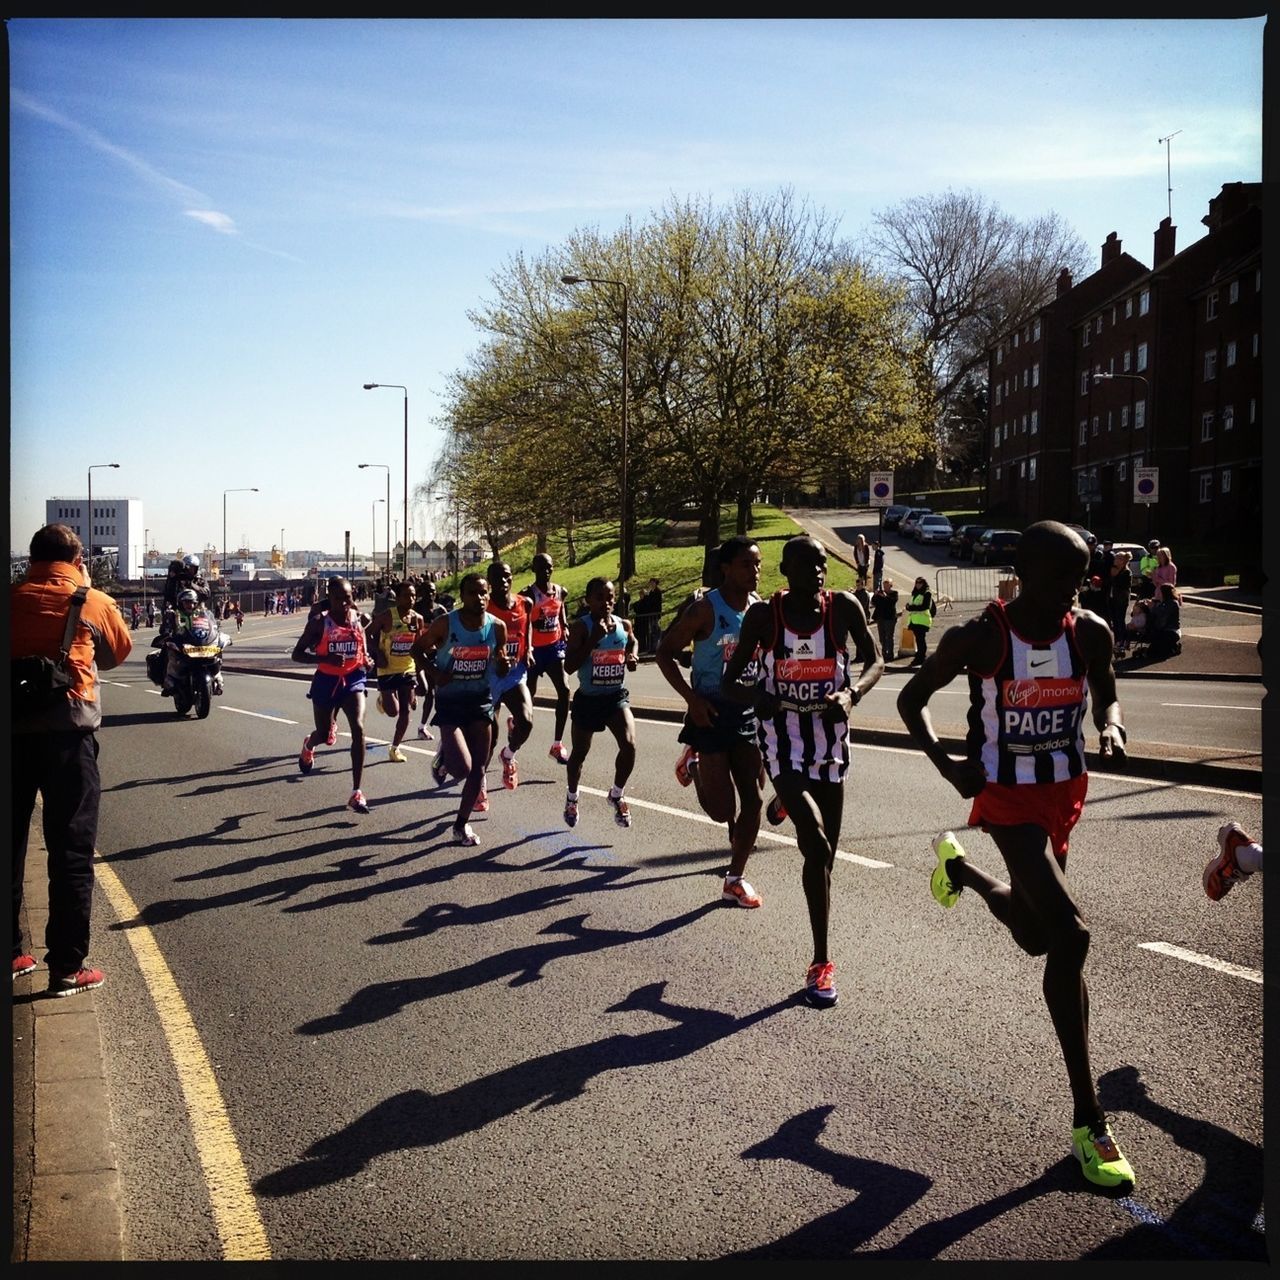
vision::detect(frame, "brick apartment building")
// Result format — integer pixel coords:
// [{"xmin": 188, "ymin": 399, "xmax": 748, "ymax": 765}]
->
[{"xmin": 985, "ymin": 182, "xmax": 1262, "ymax": 552}]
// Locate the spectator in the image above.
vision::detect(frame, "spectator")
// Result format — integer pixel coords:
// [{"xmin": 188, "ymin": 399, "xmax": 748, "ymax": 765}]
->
[
  {"xmin": 1152, "ymin": 546, "xmax": 1177, "ymax": 591},
  {"xmin": 130, "ymin": 601, "xmax": 141, "ymax": 630},
  {"xmin": 12, "ymin": 524, "xmax": 132, "ymax": 995},
  {"xmin": 852, "ymin": 534, "xmax": 871, "ymax": 587},
  {"xmin": 1123, "ymin": 599, "xmax": 1150, "ymax": 649},
  {"xmin": 145, "ymin": 598, "xmax": 157, "ymax": 628},
  {"xmin": 872, "ymin": 541, "xmax": 885, "ymax": 591},
  {"xmin": 1078, "ymin": 574, "xmax": 1108, "ymax": 619},
  {"xmin": 870, "ymin": 576, "xmax": 900, "ymax": 661},
  {"xmin": 1137, "ymin": 540, "xmax": 1160, "ymax": 600},
  {"xmin": 905, "ymin": 576, "xmax": 934, "ymax": 669},
  {"xmin": 1146, "ymin": 584, "xmax": 1182, "ymax": 661},
  {"xmin": 634, "ymin": 578, "xmax": 664, "ymax": 655},
  {"xmin": 1107, "ymin": 551, "xmax": 1133, "ymax": 654},
  {"xmin": 853, "ymin": 581, "xmax": 872, "ymax": 627}
]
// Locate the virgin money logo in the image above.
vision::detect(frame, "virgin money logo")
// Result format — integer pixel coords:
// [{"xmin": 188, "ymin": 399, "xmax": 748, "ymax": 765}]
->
[
  {"xmin": 775, "ymin": 657, "xmax": 836, "ymax": 682},
  {"xmin": 1002, "ymin": 677, "xmax": 1084, "ymax": 708}
]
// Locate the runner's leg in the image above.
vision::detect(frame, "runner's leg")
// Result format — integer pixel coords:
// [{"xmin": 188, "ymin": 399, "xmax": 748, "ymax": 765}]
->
[
  {"xmin": 725, "ymin": 739, "xmax": 765, "ymax": 878},
  {"xmin": 605, "ymin": 705, "xmax": 637, "ymax": 791},
  {"xmin": 342, "ymin": 688, "xmax": 366, "ymax": 792},
  {"xmin": 773, "ymin": 774, "xmax": 842, "ymax": 964},
  {"xmin": 546, "ymin": 659, "xmax": 570, "ymax": 743},
  {"xmin": 456, "ymin": 717, "xmax": 491, "ymax": 827}
]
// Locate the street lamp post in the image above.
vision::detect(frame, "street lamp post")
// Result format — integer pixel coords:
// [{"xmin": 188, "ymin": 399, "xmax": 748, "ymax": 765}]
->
[
  {"xmin": 358, "ymin": 462, "xmax": 392, "ymax": 579},
  {"xmin": 362, "ymin": 384, "xmax": 408, "ymax": 580},
  {"xmin": 223, "ymin": 487, "xmax": 260, "ymax": 590},
  {"xmin": 561, "ymin": 274, "xmax": 632, "ymax": 597},
  {"xmin": 86, "ymin": 462, "xmax": 120, "ymax": 579},
  {"xmin": 1092, "ymin": 372, "xmax": 1153, "ymax": 537},
  {"xmin": 143, "ymin": 527, "xmax": 149, "ymax": 614},
  {"xmin": 371, "ymin": 498, "xmax": 386, "ymax": 577}
]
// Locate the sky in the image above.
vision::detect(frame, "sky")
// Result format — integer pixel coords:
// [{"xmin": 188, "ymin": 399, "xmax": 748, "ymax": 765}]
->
[{"xmin": 8, "ymin": 16, "xmax": 1267, "ymax": 560}]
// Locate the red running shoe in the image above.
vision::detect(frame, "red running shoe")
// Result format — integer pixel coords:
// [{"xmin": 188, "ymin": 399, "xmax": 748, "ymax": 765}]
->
[
  {"xmin": 48, "ymin": 967, "xmax": 105, "ymax": 998},
  {"xmin": 12, "ymin": 954, "xmax": 37, "ymax": 981}
]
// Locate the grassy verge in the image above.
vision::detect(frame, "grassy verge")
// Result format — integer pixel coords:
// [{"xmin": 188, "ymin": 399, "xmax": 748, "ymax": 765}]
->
[{"xmin": 441, "ymin": 505, "xmax": 858, "ymax": 624}]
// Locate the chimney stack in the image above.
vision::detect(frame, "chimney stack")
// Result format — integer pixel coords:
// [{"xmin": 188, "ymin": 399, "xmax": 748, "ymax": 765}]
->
[
  {"xmin": 1056, "ymin": 267, "xmax": 1073, "ymax": 296},
  {"xmin": 1100, "ymin": 232, "xmax": 1121, "ymax": 265},
  {"xmin": 1153, "ymin": 217, "xmax": 1177, "ymax": 267}
]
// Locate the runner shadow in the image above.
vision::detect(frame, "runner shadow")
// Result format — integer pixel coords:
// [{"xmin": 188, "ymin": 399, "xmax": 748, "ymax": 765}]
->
[
  {"xmin": 1080, "ymin": 1065, "xmax": 1266, "ymax": 1261},
  {"xmin": 723, "ymin": 1105, "xmax": 933, "ymax": 1257},
  {"xmin": 256, "ymin": 982, "xmax": 790, "ymax": 1197},
  {"xmin": 300, "ymin": 902, "xmax": 720, "ymax": 1033}
]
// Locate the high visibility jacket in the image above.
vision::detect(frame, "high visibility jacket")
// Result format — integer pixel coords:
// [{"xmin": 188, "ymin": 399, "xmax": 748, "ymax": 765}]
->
[
  {"xmin": 11, "ymin": 560, "xmax": 133, "ymax": 733},
  {"xmin": 1139, "ymin": 553, "xmax": 1159, "ymax": 580},
  {"xmin": 906, "ymin": 591, "xmax": 933, "ymax": 629}
]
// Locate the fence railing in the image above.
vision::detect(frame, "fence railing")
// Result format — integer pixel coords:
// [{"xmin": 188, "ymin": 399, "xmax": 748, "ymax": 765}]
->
[{"xmin": 933, "ymin": 565, "xmax": 1019, "ymax": 606}]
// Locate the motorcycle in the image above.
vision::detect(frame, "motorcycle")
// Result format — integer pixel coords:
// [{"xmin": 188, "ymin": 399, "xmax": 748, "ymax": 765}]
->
[{"xmin": 146, "ymin": 607, "xmax": 230, "ymax": 719}]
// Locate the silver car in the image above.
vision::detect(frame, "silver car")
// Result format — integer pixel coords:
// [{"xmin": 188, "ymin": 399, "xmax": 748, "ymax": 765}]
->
[{"xmin": 914, "ymin": 514, "xmax": 955, "ymax": 545}]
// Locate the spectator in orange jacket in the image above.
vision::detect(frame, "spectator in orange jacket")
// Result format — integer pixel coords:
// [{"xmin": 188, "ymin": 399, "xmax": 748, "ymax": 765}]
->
[{"xmin": 12, "ymin": 523, "xmax": 132, "ymax": 996}]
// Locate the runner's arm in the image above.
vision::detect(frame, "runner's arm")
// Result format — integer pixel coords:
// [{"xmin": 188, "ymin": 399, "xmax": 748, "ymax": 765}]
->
[
  {"xmin": 492, "ymin": 617, "xmax": 511, "ymax": 677},
  {"xmin": 656, "ymin": 597, "xmax": 718, "ymax": 724},
  {"xmin": 561, "ymin": 617, "xmax": 592, "ymax": 674},
  {"xmin": 720, "ymin": 600, "xmax": 770, "ymax": 710},
  {"xmin": 291, "ymin": 616, "xmax": 325, "ymax": 664},
  {"xmin": 1076, "ymin": 610, "xmax": 1127, "ymax": 765}
]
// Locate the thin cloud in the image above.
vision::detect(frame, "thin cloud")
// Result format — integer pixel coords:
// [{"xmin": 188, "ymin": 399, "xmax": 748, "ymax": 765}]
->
[{"xmin": 11, "ymin": 87, "xmax": 299, "ymax": 260}]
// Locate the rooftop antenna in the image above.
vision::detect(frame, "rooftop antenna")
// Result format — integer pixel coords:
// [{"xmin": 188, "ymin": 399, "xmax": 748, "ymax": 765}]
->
[{"xmin": 1157, "ymin": 130, "xmax": 1182, "ymax": 222}]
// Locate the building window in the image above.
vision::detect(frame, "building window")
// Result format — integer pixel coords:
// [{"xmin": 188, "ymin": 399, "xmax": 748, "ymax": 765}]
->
[
  {"xmin": 1003, "ymin": 421, "xmax": 1009, "ymax": 442},
  {"xmin": 1250, "ymin": 398, "xmax": 1257, "ymax": 423},
  {"xmin": 1223, "ymin": 404, "xmax": 1234, "ymax": 431},
  {"xmin": 1081, "ymin": 371, "xmax": 1090, "ymax": 395},
  {"xmin": 1108, "ymin": 357, "xmax": 1115, "ymax": 374},
  {"xmin": 996, "ymin": 343, "xmax": 1003, "ymax": 363},
  {"xmin": 1256, "ymin": 268, "xmax": 1262, "ymax": 292},
  {"xmin": 1118, "ymin": 460, "xmax": 1127, "ymax": 482},
  {"xmin": 1139, "ymin": 289, "xmax": 1150, "ymax": 315},
  {"xmin": 1013, "ymin": 331, "xmax": 1020, "ymax": 348},
  {"xmin": 1033, "ymin": 318, "xmax": 1041, "ymax": 341},
  {"xmin": 1111, "ymin": 306, "xmax": 1117, "ymax": 325},
  {"xmin": 1135, "ymin": 401, "xmax": 1146, "ymax": 429},
  {"xmin": 1222, "ymin": 468, "xmax": 1232, "ymax": 494},
  {"xmin": 1079, "ymin": 420, "xmax": 1088, "ymax": 445},
  {"xmin": 1019, "ymin": 460, "xmax": 1026, "ymax": 478},
  {"xmin": 1095, "ymin": 316, "xmax": 1103, "ymax": 335},
  {"xmin": 1136, "ymin": 342, "xmax": 1148, "ymax": 371},
  {"xmin": 1107, "ymin": 410, "xmax": 1113, "ymax": 432},
  {"xmin": 995, "ymin": 465, "xmax": 1002, "ymax": 481},
  {"xmin": 1201, "ymin": 411, "xmax": 1214, "ymax": 442},
  {"xmin": 1121, "ymin": 405, "xmax": 1129, "ymax": 428},
  {"xmin": 1125, "ymin": 296, "xmax": 1134, "ymax": 318},
  {"xmin": 1226, "ymin": 340, "xmax": 1237, "ymax": 367},
  {"xmin": 1252, "ymin": 333, "xmax": 1259, "ymax": 357},
  {"xmin": 1123, "ymin": 350, "xmax": 1132, "ymax": 371},
  {"xmin": 1206, "ymin": 290, "xmax": 1219, "ymax": 320},
  {"xmin": 1229, "ymin": 279, "xmax": 1239, "ymax": 304},
  {"xmin": 1199, "ymin": 474, "xmax": 1213, "ymax": 503},
  {"xmin": 994, "ymin": 383, "xmax": 1002, "ymax": 406},
  {"xmin": 1032, "ymin": 361, "xmax": 1039, "ymax": 387},
  {"xmin": 1204, "ymin": 350, "xmax": 1217, "ymax": 381},
  {"xmin": 1083, "ymin": 324, "xmax": 1090, "ymax": 348},
  {"xmin": 1030, "ymin": 410, "xmax": 1038, "ymax": 434},
  {"xmin": 1091, "ymin": 415, "xmax": 1099, "ymax": 436},
  {"xmin": 1029, "ymin": 457, "xmax": 1037, "ymax": 481}
]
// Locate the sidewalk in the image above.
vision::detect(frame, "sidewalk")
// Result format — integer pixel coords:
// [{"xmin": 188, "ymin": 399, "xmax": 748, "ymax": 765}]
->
[{"xmin": 11, "ymin": 818, "xmax": 124, "ymax": 1262}]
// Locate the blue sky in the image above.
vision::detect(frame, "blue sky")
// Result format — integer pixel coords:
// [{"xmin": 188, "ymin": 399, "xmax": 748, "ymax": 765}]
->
[{"xmin": 9, "ymin": 17, "xmax": 1265, "ymax": 559}]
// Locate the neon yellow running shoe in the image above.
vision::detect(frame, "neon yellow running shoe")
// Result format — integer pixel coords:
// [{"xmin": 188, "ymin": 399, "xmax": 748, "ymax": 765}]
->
[
  {"xmin": 930, "ymin": 831, "xmax": 965, "ymax": 908},
  {"xmin": 1072, "ymin": 1121, "xmax": 1136, "ymax": 1189}
]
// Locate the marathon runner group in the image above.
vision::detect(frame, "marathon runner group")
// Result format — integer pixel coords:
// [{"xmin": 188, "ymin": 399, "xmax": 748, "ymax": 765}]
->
[{"xmin": 289, "ymin": 522, "xmax": 1142, "ymax": 1193}]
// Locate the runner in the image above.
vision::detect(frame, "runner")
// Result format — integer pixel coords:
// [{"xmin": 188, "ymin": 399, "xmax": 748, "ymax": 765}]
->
[
  {"xmin": 896, "ymin": 519, "xmax": 1135, "ymax": 1190},
  {"xmin": 291, "ymin": 576, "xmax": 376, "ymax": 814},
  {"xmin": 562, "ymin": 577, "xmax": 639, "ymax": 829},
  {"xmin": 415, "ymin": 579, "xmax": 448, "ymax": 741},
  {"xmin": 721, "ymin": 535, "xmax": 881, "ymax": 1008},
  {"xmin": 485, "ymin": 560, "xmax": 534, "ymax": 790},
  {"xmin": 413, "ymin": 572, "xmax": 509, "ymax": 846},
  {"xmin": 656, "ymin": 536, "xmax": 767, "ymax": 908},
  {"xmin": 521, "ymin": 552, "xmax": 572, "ymax": 764},
  {"xmin": 365, "ymin": 579, "xmax": 423, "ymax": 763}
]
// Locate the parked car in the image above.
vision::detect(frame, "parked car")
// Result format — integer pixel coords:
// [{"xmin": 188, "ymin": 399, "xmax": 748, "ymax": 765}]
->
[
  {"xmin": 971, "ymin": 528, "xmax": 1022, "ymax": 566},
  {"xmin": 948, "ymin": 523, "xmax": 991, "ymax": 559},
  {"xmin": 882, "ymin": 504, "xmax": 911, "ymax": 531},
  {"xmin": 899, "ymin": 507, "xmax": 934, "ymax": 538},
  {"xmin": 914, "ymin": 514, "xmax": 955, "ymax": 545},
  {"xmin": 1065, "ymin": 523, "xmax": 1094, "ymax": 546}
]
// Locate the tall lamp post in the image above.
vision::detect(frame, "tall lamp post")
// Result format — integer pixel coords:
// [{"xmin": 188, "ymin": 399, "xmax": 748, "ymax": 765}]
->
[
  {"xmin": 362, "ymin": 383, "xmax": 408, "ymax": 580},
  {"xmin": 222, "ymin": 487, "xmax": 259, "ymax": 589},
  {"xmin": 358, "ymin": 462, "xmax": 392, "ymax": 579},
  {"xmin": 370, "ymin": 498, "xmax": 386, "ymax": 576},
  {"xmin": 86, "ymin": 462, "xmax": 120, "ymax": 578},
  {"xmin": 561, "ymin": 274, "xmax": 632, "ymax": 596},
  {"xmin": 143, "ymin": 526, "xmax": 150, "ymax": 613},
  {"xmin": 1092, "ymin": 372, "xmax": 1153, "ymax": 536}
]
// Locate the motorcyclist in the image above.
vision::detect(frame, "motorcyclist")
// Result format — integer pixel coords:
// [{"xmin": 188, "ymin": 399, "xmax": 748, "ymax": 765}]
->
[
  {"xmin": 161, "ymin": 587, "xmax": 227, "ymax": 696},
  {"xmin": 162, "ymin": 554, "xmax": 211, "ymax": 621}
]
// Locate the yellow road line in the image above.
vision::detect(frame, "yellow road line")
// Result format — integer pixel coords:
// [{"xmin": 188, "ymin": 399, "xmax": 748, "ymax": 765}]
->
[{"xmin": 94, "ymin": 859, "xmax": 272, "ymax": 1261}]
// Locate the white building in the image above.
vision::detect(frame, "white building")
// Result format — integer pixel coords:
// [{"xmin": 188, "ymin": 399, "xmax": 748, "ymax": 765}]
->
[{"xmin": 47, "ymin": 496, "xmax": 145, "ymax": 579}]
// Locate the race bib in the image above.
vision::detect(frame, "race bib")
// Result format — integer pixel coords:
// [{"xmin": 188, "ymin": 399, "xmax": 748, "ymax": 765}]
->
[
  {"xmin": 450, "ymin": 644, "xmax": 490, "ymax": 679},
  {"xmin": 591, "ymin": 648, "xmax": 626, "ymax": 687},
  {"xmin": 772, "ymin": 656, "xmax": 837, "ymax": 713}
]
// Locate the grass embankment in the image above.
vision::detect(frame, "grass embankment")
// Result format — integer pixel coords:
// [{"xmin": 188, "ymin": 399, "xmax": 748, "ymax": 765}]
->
[{"xmin": 442, "ymin": 505, "xmax": 858, "ymax": 626}]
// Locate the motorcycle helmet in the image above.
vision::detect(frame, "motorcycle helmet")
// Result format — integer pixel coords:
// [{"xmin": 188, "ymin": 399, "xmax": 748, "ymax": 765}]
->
[
  {"xmin": 183, "ymin": 553, "xmax": 202, "ymax": 570},
  {"xmin": 177, "ymin": 588, "xmax": 199, "ymax": 611}
]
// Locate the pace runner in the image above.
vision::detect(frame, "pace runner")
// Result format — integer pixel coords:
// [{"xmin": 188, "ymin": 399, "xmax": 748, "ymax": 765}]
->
[
  {"xmin": 291, "ymin": 576, "xmax": 376, "ymax": 814},
  {"xmin": 656, "ymin": 536, "xmax": 767, "ymax": 908},
  {"xmin": 721, "ymin": 535, "xmax": 881, "ymax": 1009},
  {"xmin": 896, "ymin": 519, "xmax": 1135, "ymax": 1190},
  {"xmin": 521, "ymin": 553, "xmax": 572, "ymax": 765},
  {"xmin": 415, "ymin": 579, "xmax": 448, "ymax": 741},
  {"xmin": 561, "ymin": 577, "xmax": 639, "ymax": 830},
  {"xmin": 413, "ymin": 572, "xmax": 509, "ymax": 846}
]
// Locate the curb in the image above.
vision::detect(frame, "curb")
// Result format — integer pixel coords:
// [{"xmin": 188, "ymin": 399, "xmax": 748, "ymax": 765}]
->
[{"xmin": 12, "ymin": 812, "xmax": 125, "ymax": 1262}]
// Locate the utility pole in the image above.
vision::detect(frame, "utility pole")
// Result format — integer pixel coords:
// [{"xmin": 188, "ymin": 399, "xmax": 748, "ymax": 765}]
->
[{"xmin": 1157, "ymin": 130, "xmax": 1182, "ymax": 222}]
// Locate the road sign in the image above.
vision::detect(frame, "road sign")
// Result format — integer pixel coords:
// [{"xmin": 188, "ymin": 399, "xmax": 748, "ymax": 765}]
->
[
  {"xmin": 1134, "ymin": 467, "xmax": 1159, "ymax": 504},
  {"xmin": 869, "ymin": 471, "xmax": 894, "ymax": 507}
]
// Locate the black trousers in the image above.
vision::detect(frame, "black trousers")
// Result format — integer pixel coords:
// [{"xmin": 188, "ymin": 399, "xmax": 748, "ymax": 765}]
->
[
  {"xmin": 876, "ymin": 617, "xmax": 897, "ymax": 660},
  {"xmin": 12, "ymin": 731, "xmax": 101, "ymax": 975}
]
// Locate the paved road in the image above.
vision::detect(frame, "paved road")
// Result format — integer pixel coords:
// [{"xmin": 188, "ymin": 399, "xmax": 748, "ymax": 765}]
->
[{"xmin": 13, "ymin": 638, "xmax": 1265, "ymax": 1261}]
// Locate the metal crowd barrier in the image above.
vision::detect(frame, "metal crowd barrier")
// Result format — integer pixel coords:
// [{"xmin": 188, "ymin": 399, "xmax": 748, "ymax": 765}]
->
[{"xmin": 933, "ymin": 565, "xmax": 1019, "ymax": 606}]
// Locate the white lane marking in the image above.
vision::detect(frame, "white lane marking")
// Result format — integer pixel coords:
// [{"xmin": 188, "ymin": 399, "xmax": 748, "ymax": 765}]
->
[
  {"xmin": 218, "ymin": 706, "xmax": 297, "ymax": 725},
  {"xmin": 1138, "ymin": 941, "xmax": 1263, "ymax": 985},
  {"xmin": 1160, "ymin": 703, "xmax": 1260, "ymax": 712}
]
